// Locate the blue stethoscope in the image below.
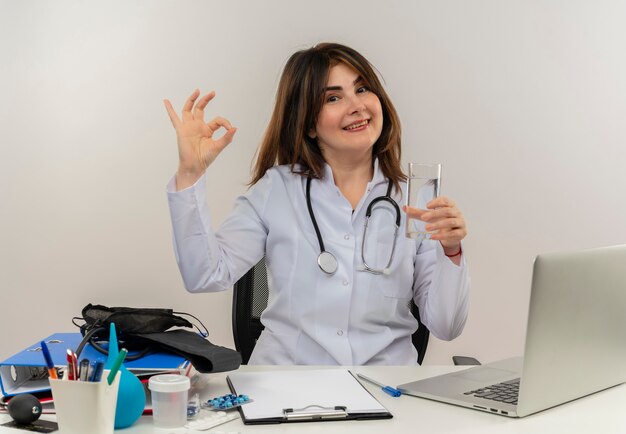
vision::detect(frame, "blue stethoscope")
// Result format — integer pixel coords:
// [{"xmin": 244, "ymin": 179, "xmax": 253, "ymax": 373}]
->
[{"xmin": 306, "ymin": 177, "xmax": 401, "ymax": 275}]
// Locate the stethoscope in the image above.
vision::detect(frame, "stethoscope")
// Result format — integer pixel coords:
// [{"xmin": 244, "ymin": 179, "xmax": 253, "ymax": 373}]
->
[{"xmin": 306, "ymin": 176, "xmax": 401, "ymax": 275}]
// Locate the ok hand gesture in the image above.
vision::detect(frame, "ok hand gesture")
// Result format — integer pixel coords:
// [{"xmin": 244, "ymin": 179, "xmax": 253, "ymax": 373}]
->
[{"xmin": 164, "ymin": 89, "xmax": 237, "ymax": 190}]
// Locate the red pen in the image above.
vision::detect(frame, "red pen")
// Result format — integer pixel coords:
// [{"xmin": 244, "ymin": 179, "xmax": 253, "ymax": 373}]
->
[
  {"xmin": 72, "ymin": 351, "xmax": 78, "ymax": 380},
  {"xmin": 66, "ymin": 349, "xmax": 78, "ymax": 380}
]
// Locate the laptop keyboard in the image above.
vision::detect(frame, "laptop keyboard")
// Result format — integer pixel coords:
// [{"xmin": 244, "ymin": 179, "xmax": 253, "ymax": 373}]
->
[{"xmin": 464, "ymin": 378, "xmax": 520, "ymax": 405}]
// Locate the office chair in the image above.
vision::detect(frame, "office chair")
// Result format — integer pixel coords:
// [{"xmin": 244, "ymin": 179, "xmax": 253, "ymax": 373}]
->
[
  {"xmin": 232, "ymin": 258, "xmax": 270, "ymax": 365},
  {"xmin": 232, "ymin": 258, "xmax": 479, "ymax": 366}
]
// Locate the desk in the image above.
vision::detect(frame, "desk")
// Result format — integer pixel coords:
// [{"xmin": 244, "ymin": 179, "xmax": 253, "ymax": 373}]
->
[{"xmin": 1, "ymin": 364, "xmax": 625, "ymax": 433}]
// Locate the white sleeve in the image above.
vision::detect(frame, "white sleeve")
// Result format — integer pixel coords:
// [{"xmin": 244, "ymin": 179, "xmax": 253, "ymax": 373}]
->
[
  {"xmin": 412, "ymin": 241, "xmax": 470, "ymax": 340},
  {"xmin": 166, "ymin": 172, "xmax": 269, "ymax": 293}
]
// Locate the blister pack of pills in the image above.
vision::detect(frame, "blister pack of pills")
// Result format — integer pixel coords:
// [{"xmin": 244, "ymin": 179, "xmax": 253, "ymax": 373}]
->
[
  {"xmin": 202, "ymin": 393, "xmax": 252, "ymax": 410},
  {"xmin": 184, "ymin": 410, "xmax": 240, "ymax": 431}
]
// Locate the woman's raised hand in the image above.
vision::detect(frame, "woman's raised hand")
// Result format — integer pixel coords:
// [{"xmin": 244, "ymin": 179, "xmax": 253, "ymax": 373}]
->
[{"xmin": 164, "ymin": 89, "xmax": 237, "ymax": 190}]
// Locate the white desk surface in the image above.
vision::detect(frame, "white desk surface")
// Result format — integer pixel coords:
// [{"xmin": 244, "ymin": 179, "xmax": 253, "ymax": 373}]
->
[{"xmin": 1, "ymin": 364, "xmax": 625, "ymax": 434}]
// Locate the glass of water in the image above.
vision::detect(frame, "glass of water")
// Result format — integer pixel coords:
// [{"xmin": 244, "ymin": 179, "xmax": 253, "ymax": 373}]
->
[{"xmin": 406, "ymin": 163, "xmax": 441, "ymax": 239}]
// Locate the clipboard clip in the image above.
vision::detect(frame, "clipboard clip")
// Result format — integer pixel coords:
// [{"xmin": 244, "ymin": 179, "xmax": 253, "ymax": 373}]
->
[{"xmin": 283, "ymin": 405, "xmax": 348, "ymax": 421}]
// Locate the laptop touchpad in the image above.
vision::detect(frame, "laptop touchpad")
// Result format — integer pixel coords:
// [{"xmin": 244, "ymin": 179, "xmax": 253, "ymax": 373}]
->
[{"xmin": 452, "ymin": 367, "xmax": 517, "ymax": 383}]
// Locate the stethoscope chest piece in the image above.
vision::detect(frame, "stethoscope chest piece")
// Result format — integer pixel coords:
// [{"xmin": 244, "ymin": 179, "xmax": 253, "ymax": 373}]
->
[{"xmin": 317, "ymin": 251, "xmax": 338, "ymax": 275}]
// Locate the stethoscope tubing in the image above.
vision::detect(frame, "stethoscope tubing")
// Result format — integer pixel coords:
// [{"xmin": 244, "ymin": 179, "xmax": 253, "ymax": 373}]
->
[
  {"xmin": 306, "ymin": 176, "xmax": 400, "ymax": 275},
  {"xmin": 306, "ymin": 177, "xmax": 338, "ymax": 274},
  {"xmin": 306, "ymin": 176, "xmax": 327, "ymax": 254}
]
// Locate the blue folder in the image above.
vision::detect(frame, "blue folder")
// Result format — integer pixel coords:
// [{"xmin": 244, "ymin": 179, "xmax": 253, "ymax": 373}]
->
[{"xmin": 0, "ymin": 333, "xmax": 189, "ymax": 396}]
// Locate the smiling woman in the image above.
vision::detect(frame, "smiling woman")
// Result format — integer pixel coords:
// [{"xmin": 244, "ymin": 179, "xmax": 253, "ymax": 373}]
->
[{"xmin": 163, "ymin": 42, "xmax": 470, "ymax": 366}]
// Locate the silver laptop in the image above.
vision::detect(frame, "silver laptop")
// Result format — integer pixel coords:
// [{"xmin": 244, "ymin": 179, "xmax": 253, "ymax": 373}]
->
[{"xmin": 398, "ymin": 244, "xmax": 626, "ymax": 417}]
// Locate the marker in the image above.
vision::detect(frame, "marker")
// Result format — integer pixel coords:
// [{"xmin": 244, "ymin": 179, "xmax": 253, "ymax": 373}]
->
[
  {"xmin": 40, "ymin": 341, "xmax": 58, "ymax": 380},
  {"xmin": 107, "ymin": 348, "xmax": 128, "ymax": 385},
  {"xmin": 356, "ymin": 373, "xmax": 402, "ymax": 397},
  {"xmin": 78, "ymin": 358, "xmax": 91, "ymax": 381}
]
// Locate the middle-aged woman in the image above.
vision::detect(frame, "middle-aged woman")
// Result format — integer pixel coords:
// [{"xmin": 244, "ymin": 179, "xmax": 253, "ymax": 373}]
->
[{"xmin": 164, "ymin": 42, "xmax": 470, "ymax": 365}]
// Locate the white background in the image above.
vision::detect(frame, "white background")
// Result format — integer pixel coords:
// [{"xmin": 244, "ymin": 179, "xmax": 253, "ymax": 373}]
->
[{"xmin": 1, "ymin": 0, "xmax": 625, "ymax": 365}]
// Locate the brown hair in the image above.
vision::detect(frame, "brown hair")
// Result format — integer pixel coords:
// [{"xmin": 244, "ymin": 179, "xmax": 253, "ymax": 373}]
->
[{"xmin": 250, "ymin": 42, "xmax": 405, "ymax": 192}]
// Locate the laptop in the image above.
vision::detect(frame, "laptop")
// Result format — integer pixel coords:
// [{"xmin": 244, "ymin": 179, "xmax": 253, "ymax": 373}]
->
[{"xmin": 398, "ymin": 244, "xmax": 626, "ymax": 417}]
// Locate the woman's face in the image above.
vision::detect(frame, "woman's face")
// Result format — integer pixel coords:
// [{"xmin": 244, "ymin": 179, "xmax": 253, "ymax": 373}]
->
[{"xmin": 312, "ymin": 63, "xmax": 383, "ymax": 163}]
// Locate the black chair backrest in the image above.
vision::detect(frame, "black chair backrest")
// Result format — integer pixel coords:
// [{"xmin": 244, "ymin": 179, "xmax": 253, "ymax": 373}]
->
[
  {"xmin": 410, "ymin": 301, "xmax": 430, "ymax": 365},
  {"xmin": 232, "ymin": 259, "xmax": 269, "ymax": 365},
  {"xmin": 232, "ymin": 258, "xmax": 430, "ymax": 364}
]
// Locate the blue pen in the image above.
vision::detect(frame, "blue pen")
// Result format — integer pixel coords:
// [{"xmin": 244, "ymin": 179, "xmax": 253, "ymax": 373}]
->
[
  {"xmin": 90, "ymin": 361, "xmax": 104, "ymax": 382},
  {"xmin": 356, "ymin": 373, "xmax": 402, "ymax": 397},
  {"xmin": 40, "ymin": 341, "xmax": 58, "ymax": 380}
]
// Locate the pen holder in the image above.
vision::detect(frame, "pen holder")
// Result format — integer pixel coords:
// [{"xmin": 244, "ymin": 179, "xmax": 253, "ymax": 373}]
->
[{"xmin": 49, "ymin": 371, "xmax": 120, "ymax": 434}]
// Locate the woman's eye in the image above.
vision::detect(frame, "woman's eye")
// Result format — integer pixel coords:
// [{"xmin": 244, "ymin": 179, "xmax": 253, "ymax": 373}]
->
[
  {"xmin": 326, "ymin": 95, "xmax": 339, "ymax": 103},
  {"xmin": 356, "ymin": 86, "xmax": 369, "ymax": 94}
]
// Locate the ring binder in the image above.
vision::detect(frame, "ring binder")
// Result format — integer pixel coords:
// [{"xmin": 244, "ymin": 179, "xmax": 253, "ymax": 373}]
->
[
  {"xmin": 283, "ymin": 405, "xmax": 348, "ymax": 421},
  {"xmin": 0, "ymin": 333, "xmax": 190, "ymax": 397}
]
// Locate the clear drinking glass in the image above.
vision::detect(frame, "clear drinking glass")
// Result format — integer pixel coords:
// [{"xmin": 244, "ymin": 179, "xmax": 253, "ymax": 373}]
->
[{"xmin": 406, "ymin": 163, "xmax": 441, "ymax": 239}]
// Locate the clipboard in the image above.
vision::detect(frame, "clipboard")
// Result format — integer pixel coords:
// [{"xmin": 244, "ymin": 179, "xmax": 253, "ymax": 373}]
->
[{"xmin": 226, "ymin": 369, "xmax": 392, "ymax": 424}]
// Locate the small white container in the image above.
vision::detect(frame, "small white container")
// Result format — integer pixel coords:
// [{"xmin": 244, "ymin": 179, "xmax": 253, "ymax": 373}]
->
[{"xmin": 148, "ymin": 374, "xmax": 190, "ymax": 428}]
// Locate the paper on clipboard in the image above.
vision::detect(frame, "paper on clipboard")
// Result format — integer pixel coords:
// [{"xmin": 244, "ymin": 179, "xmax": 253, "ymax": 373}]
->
[{"xmin": 227, "ymin": 369, "xmax": 390, "ymax": 422}]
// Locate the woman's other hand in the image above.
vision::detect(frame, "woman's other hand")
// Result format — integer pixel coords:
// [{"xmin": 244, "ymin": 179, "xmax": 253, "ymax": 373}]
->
[{"xmin": 403, "ymin": 196, "xmax": 467, "ymax": 263}]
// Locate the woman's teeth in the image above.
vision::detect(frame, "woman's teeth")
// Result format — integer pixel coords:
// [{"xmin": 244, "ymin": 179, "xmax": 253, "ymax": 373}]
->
[{"xmin": 344, "ymin": 120, "xmax": 369, "ymax": 130}]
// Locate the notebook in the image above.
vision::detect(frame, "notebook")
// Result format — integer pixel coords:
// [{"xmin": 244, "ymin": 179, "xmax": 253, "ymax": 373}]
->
[{"xmin": 398, "ymin": 244, "xmax": 626, "ymax": 417}]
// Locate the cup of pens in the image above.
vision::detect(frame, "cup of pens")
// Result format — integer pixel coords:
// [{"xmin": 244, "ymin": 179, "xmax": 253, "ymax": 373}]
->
[
  {"xmin": 50, "ymin": 370, "xmax": 120, "ymax": 434},
  {"xmin": 43, "ymin": 341, "xmax": 127, "ymax": 434}
]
